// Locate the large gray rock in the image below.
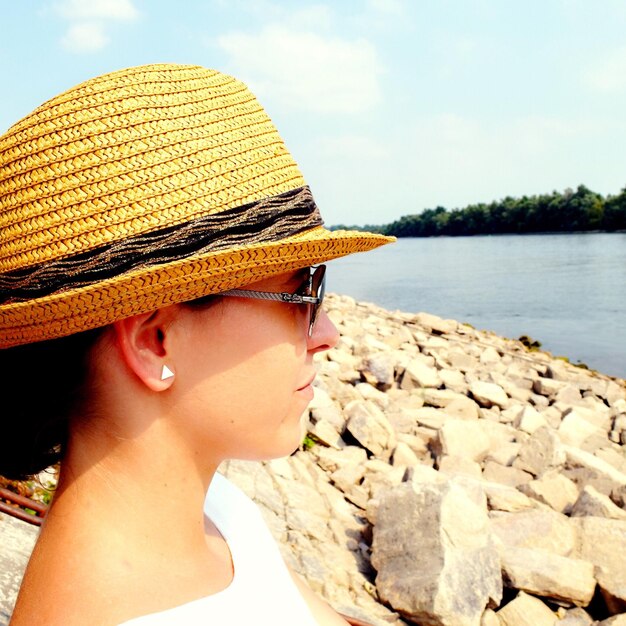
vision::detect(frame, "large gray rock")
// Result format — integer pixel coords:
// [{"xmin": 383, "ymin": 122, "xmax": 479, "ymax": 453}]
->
[{"xmin": 371, "ymin": 480, "xmax": 502, "ymax": 626}]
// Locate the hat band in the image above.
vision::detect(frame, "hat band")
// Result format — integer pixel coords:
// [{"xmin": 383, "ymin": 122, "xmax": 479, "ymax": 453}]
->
[{"xmin": 0, "ymin": 185, "xmax": 322, "ymax": 304}]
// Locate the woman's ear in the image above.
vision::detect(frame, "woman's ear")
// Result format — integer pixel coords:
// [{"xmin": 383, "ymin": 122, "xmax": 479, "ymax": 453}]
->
[{"xmin": 113, "ymin": 308, "xmax": 177, "ymax": 392}]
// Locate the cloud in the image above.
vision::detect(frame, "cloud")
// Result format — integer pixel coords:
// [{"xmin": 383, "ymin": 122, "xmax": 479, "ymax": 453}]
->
[
  {"xmin": 54, "ymin": 0, "xmax": 139, "ymax": 54},
  {"xmin": 366, "ymin": 0, "xmax": 406, "ymax": 17},
  {"xmin": 55, "ymin": 0, "xmax": 138, "ymax": 21},
  {"xmin": 583, "ymin": 45, "xmax": 626, "ymax": 93},
  {"xmin": 61, "ymin": 22, "xmax": 109, "ymax": 53},
  {"xmin": 216, "ymin": 25, "xmax": 383, "ymax": 114}
]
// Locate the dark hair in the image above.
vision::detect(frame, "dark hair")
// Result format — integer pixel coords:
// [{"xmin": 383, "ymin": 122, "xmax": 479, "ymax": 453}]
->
[{"xmin": 0, "ymin": 327, "xmax": 104, "ymax": 480}]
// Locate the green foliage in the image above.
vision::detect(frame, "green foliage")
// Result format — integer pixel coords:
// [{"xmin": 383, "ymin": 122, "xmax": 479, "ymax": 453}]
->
[
  {"xmin": 519, "ymin": 335, "xmax": 542, "ymax": 351},
  {"xmin": 333, "ymin": 185, "xmax": 626, "ymax": 237},
  {"xmin": 301, "ymin": 434, "xmax": 317, "ymax": 450}
]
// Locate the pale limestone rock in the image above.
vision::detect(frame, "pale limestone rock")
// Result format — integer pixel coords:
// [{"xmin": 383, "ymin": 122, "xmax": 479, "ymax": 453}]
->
[
  {"xmin": 519, "ymin": 470, "xmax": 579, "ymax": 514},
  {"xmin": 395, "ymin": 433, "xmax": 429, "ymax": 458},
  {"xmin": 564, "ymin": 446, "xmax": 626, "ymax": 491},
  {"xmin": 371, "ymin": 481, "xmax": 502, "ymax": 626},
  {"xmin": 345, "ymin": 400, "xmax": 397, "ymax": 458},
  {"xmin": 354, "ymin": 382, "xmax": 391, "ymax": 410},
  {"xmin": 392, "ymin": 441, "xmax": 421, "ymax": 468},
  {"xmin": 595, "ymin": 447, "xmax": 626, "ymax": 475},
  {"xmin": 414, "ymin": 406, "xmax": 449, "ymax": 430},
  {"xmin": 572, "ymin": 516, "xmax": 626, "ymax": 613},
  {"xmin": 500, "ymin": 545, "xmax": 596, "ymax": 606},
  {"xmin": 480, "ymin": 608, "xmax": 500, "ymax": 626},
  {"xmin": 415, "ymin": 311, "xmax": 457, "ymax": 334},
  {"xmin": 448, "ymin": 349, "xmax": 479, "ymax": 372},
  {"xmin": 484, "ymin": 442, "xmax": 522, "ymax": 468},
  {"xmin": 514, "ymin": 426, "xmax": 566, "ymax": 476},
  {"xmin": 309, "ymin": 419, "xmax": 346, "ymax": 449},
  {"xmin": 515, "ymin": 405, "xmax": 549, "ymax": 434},
  {"xmin": 496, "ymin": 591, "xmax": 557, "ymax": 625},
  {"xmin": 480, "ymin": 346, "xmax": 502, "ymax": 365},
  {"xmin": 562, "ymin": 403, "xmax": 612, "ymax": 431},
  {"xmin": 360, "ymin": 352, "xmax": 396, "ymax": 389},
  {"xmin": 555, "ymin": 384, "xmax": 585, "ymax": 406},
  {"xmin": 421, "ymin": 388, "xmax": 469, "ymax": 409},
  {"xmin": 439, "ymin": 368, "xmax": 468, "ymax": 392},
  {"xmin": 558, "ymin": 411, "xmax": 608, "ymax": 449},
  {"xmin": 470, "ymin": 380, "xmax": 510, "ymax": 409},
  {"xmin": 482, "ymin": 461, "xmax": 533, "ymax": 488},
  {"xmin": 489, "ymin": 509, "xmax": 577, "ymax": 556},
  {"xmin": 437, "ymin": 419, "xmax": 492, "ymax": 462},
  {"xmin": 438, "ymin": 455, "xmax": 482, "ymax": 479},
  {"xmin": 362, "ymin": 464, "xmax": 406, "ymax": 499},
  {"xmin": 534, "ymin": 376, "xmax": 565, "ymax": 397},
  {"xmin": 401, "ymin": 359, "xmax": 442, "ymax": 390},
  {"xmin": 311, "ymin": 445, "xmax": 368, "ymax": 474},
  {"xmin": 557, "ymin": 607, "xmax": 594, "ymax": 625},
  {"xmin": 482, "ymin": 481, "xmax": 535, "ymax": 512},
  {"xmin": 445, "ymin": 396, "xmax": 481, "ymax": 420},
  {"xmin": 570, "ymin": 485, "xmax": 626, "ymax": 521}
]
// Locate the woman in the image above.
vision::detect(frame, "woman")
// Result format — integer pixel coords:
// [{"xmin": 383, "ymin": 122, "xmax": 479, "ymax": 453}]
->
[{"xmin": 0, "ymin": 64, "xmax": 392, "ymax": 625}]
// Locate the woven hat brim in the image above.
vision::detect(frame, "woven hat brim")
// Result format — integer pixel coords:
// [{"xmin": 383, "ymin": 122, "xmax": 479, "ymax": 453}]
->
[{"xmin": 0, "ymin": 227, "xmax": 393, "ymax": 348}]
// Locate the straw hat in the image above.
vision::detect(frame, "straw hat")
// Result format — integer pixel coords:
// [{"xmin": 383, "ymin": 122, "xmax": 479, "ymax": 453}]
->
[{"xmin": 0, "ymin": 64, "xmax": 392, "ymax": 348}]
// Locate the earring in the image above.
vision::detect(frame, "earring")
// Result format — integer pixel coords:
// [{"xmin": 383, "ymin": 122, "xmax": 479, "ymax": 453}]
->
[{"xmin": 161, "ymin": 364, "xmax": 175, "ymax": 381}]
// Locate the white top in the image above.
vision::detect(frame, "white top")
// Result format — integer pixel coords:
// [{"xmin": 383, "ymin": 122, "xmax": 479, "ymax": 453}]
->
[{"xmin": 119, "ymin": 473, "xmax": 319, "ymax": 625}]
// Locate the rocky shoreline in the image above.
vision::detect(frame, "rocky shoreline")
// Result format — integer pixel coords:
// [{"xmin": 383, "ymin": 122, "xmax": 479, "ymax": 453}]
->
[
  {"xmin": 223, "ymin": 294, "xmax": 626, "ymax": 626},
  {"xmin": 2, "ymin": 293, "xmax": 625, "ymax": 625}
]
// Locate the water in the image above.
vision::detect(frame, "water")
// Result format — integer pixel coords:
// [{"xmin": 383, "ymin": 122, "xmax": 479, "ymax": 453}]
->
[{"xmin": 327, "ymin": 232, "xmax": 626, "ymax": 380}]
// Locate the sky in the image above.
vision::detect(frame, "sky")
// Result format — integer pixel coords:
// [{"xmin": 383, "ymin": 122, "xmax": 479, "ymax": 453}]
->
[{"xmin": 1, "ymin": 0, "xmax": 626, "ymax": 227}]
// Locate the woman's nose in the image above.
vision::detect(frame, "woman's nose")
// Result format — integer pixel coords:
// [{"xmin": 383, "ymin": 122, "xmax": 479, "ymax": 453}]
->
[{"xmin": 307, "ymin": 309, "xmax": 339, "ymax": 354}]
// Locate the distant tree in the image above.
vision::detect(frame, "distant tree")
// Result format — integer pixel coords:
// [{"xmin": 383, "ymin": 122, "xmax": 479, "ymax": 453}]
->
[{"xmin": 602, "ymin": 187, "xmax": 626, "ymax": 231}]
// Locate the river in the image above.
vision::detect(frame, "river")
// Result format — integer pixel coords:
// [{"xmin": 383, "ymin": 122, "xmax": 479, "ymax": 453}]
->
[{"xmin": 327, "ymin": 232, "xmax": 626, "ymax": 380}]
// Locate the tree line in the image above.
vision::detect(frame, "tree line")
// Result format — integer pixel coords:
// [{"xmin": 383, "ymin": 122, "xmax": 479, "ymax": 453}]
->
[{"xmin": 332, "ymin": 185, "xmax": 626, "ymax": 237}]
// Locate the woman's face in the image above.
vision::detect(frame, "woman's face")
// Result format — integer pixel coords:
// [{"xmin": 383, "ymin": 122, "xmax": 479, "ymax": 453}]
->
[{"xmin": 169, "ymin": 269, "xmax": 339, "ymax": 463}]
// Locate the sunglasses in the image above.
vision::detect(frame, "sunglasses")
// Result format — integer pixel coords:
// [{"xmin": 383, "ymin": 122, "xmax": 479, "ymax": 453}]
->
[{"xmin": 219, "ymin": 265, "xmax": 327, "ymax": 337}]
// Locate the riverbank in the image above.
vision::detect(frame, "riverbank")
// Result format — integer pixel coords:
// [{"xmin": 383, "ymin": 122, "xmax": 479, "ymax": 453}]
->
[{"xmin": 1, "ymin": 294, "xmax": 625, "ymax": 625}]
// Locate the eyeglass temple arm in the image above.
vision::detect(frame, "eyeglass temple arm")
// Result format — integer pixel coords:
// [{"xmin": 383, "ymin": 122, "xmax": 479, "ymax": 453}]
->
[{"xmin": 219, "ymin": 289, "xmax": 318, "ymax": 304}]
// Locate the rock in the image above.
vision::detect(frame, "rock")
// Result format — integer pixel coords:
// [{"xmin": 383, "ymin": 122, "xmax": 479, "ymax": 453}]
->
[
  {"xmin": 518, "ymin": 469, "xmax": 579, "ymax": 514},
  {"xmin": 401, "ymin": 359, "xmax": 442, "ymax": 390},
  {"xmin": 360, "ymin": 353, "xmax": 396, "ymax": 389},
  {"xmin": 414, "ymin": 312, "xmax": 457, "ymax": 335},
  {"xmin": 437, "ymin": 455, "xmax": 482, "ymax": 479},
  {"xmin": 534, "ymin": 376, "xmax": 565, "ymax": 397},
  {"xmin": 500, "ymin": 545, "xmax": 596, "ymax": 606},
  {"xmin": 564, "ymin": 446, "xmax": 626, "ymax": 493},
  {"xmin": 558, "ymin": 410, "xmax": 609, "ymax": 450},
  {"xmin": 570, "ymin": 485, "xmax": 626, "ymax": 521},
  {"xmin": 489, "ymin": 509, "xmax": 577, "ymax": 556},
  {"xmin": 309, "ymin": 418, "xmax": 346, "ymax": 449},
  {"xmin": 469, "ymin": 381, "xmax": 510, "ymax": 409},
  {"xmin": 345, "ymin": 400, "xmax": 397, "ymax": 458},
  {"xmin": 437, "ymin": 419, "xmax": 492, "ymax": 462},
  {"xmin": 371, "ymin": 480, "xmax": 502, "ymax": 626},
  {"xmin": 514, "ymin": 426, "xmax": 565, "ymax": 476},
  {"xmin": 354, "ymin": 382, "xmax": 391, "ymax": 410},
  {"xmin": 555, "ymin": 607, "xmax": 594, "ymax": 625},
  {"xmin": 572, "ymin": 516, "xmax": 626, "ymax": 613},
  {"xmin": 496, "ymin": 590, "xmax": 557, "ymax": 625},
  {"xmin": 445, "ymin": 397, "xmax": 480, "ymax": 420},
  {"xmin": 514, "ymin": 405, "xmax": 548, "ymax": 434},
  {"xmin": 482, "ymin": 461, "xmax": 533, "ymax": 488}
]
